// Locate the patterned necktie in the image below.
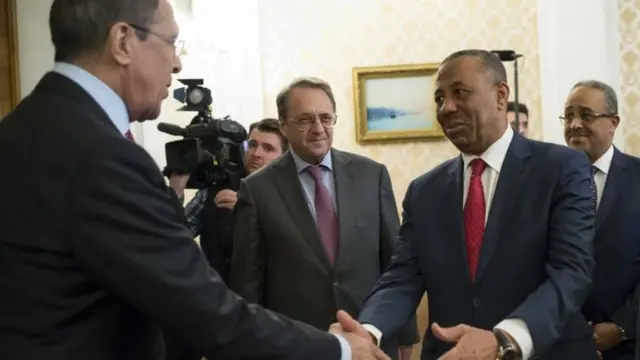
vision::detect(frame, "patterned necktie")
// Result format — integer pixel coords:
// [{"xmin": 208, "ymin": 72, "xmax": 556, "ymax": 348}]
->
[
  {"xmin": 306, "ymin": 165, "xmax": 339, "ymax": 264},
  {"xmin": 464, "ymin": 158, "xmax": 487, "ymax": 281},
  {"xmin": 125, "ymin": 129, "xmax": 134, "ymax": 141},
  {"xmin": 591, "ymin": 165, "xmax": 599, "ymax": 210}
]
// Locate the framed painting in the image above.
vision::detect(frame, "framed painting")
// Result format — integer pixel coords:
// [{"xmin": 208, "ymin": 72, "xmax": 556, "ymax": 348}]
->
[
  {"xmin": 0, "ymin": 0, "xmax": 20, "ymax": 116},
  {"xmin": 352, "ymin": 63, "xmax": 443, "ymax": 144}
]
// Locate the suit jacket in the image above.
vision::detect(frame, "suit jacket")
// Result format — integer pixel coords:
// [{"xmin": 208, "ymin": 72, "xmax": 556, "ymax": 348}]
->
[
  {"xmin": 358, "ymin": 134, "xmax": 598, "ymax": 360},
  {"xmin": 230, "ymin": 150, "xmax": 419, "ymax": 357},
  {"xmin": 583, "ymin": 148, "xmax": 640, "ymax": 360},
  {"xmin": 0, "ymin": 72, "xmax": 342, "ymax": 360}
]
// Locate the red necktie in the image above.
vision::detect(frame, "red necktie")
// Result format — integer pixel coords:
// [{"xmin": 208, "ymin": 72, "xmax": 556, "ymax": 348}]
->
[
  {"xmin": 306, "ymin": 165, "xmax": 339, "ymax": 264},
  {"xmin": 464, "ymin": 158, "xmax": 487, "ymax": 281},
  {"xmin": 125, "ymin": 129, "xmax": 134, "ymax": 141}
]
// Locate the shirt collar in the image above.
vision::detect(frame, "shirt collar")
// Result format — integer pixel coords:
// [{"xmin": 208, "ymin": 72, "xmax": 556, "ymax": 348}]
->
[
  {"xmin": 290, "ymin": 149, "xmax": 333, "ymax": 173},
  {"xmin": 52, "ymin": 62, "xmax": 130, "ymax": 135},
  {"xmin": 461, "ymin": 125, "xmax": 514, "ymax": 173},
  {"xmin": 592, "ymin": 145, "xmax": 614, "ymax": 175}
]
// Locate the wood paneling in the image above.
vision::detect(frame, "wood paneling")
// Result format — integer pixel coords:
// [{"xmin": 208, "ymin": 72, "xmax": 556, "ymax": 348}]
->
[{"xmin": 0, "ymin": 0, "xmax": 19, "ymax": 116}]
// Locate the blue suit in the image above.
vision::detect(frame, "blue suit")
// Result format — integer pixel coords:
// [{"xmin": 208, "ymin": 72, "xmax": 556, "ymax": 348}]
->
[
  {"xmin": 359, "ymin": 134, "xmax": 598, "ymax": 360},
  {"xmin": 584, "ymin": 148, "xmax": 640, "ymax": 360}
]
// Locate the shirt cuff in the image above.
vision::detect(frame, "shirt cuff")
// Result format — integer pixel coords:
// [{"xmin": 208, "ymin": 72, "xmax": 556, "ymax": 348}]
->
[
  {"xmin": 334, "ymin": 334, "xmax": 351, "ymax": 360},
  {"xmin": 494, "ymin": 318, "xmax": 534, "ymax": 360},
  {"xmin": 362, "ymin": 324, "xmax": 383, "ymax": 346}
]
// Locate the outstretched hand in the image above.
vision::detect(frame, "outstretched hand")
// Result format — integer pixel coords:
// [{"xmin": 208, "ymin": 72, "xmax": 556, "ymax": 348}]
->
[
  {"xmin": 329, "ymin": 310, "xmax": 389, "ymax": 360},
  {"xmin": 432, "ymin": 323, "xmax": 499, "ymax": 360},
  {"xmin": 330, "ymin": 310, "xmax": 371, "ymax": 339}
]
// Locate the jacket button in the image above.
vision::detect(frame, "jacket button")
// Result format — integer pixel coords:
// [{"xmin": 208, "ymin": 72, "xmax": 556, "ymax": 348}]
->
[{"xmin": 473, "ymin": 298, "xmax": 482, "ymax": 308}]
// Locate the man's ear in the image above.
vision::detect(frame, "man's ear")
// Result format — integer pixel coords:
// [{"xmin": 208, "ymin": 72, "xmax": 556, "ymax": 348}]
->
[
  {"xmin": 109, "ymin": 22, "xmax": 136, "ymax": 66},
  {"xmin": 495, "ymin": 81, "xmax": 511, "ymax": 111}
]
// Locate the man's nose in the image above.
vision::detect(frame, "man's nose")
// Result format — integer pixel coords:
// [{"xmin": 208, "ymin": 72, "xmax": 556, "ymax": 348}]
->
[
  {"xmin": 173, "ymin": 55, "xmax": 183, "ymax": 74},
  {"xmin": 439, "ymin": 96, "xmax": 457, "ymax": 114}
]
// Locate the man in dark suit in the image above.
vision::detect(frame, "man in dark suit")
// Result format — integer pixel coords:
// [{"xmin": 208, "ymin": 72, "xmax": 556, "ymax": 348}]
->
[
  {"xmin": 0, "ymin": 1, "xmax": 388, "ymax": 359},
  {"xmin": 230, "ymin": 77, "xmax": 419, "ymax": 360},
  {"xmin": 331, "ymin": 50, "xmax": 598, "ymax": 360},
  {"xmin": 563, "ymin": 80, "xmax": 640, "ymax": 360}
]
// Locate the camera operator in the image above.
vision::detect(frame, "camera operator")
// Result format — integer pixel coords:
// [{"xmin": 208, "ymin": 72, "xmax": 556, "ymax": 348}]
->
[{"xmin": 169, "ymin": 118, "xmax": 288, "ymax": 283}]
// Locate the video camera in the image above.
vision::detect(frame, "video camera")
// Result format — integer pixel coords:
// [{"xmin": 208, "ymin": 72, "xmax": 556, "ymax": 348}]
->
[{"xmin": 158, "ymin": 79, "xmax": 247, "ymax": 190}]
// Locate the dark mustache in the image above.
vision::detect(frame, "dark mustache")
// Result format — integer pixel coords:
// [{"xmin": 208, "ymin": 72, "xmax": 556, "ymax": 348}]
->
[{"xmin": 568, "ymin": 131, "xmax": 589, "ymax": 137}]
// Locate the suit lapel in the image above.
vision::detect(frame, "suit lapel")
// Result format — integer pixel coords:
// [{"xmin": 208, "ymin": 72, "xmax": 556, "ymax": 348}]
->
[
  {"xmin": 595, "ymin": 148, "xmax": 627, "ymax": 233},
  {"xmin": 273, "ymin": 152, "xmax": 332, "ymax": 270},
  {"xmin": 445, "ymin": 157, "xmax": 474, "ymax": 288},
  {"xmin": 332, "ymin": 150, "xmax": 354, "ymax": 269},
  {"xmin": 476, "ymin": 134, "xmax": 531, "ymax": 283}
]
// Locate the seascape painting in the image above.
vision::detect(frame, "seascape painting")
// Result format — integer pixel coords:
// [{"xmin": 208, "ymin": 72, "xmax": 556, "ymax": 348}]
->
[
  {"xmin": 352, "ymin": 63, "xmax": 444, "ymax": 144},
  {"xmin": 364, "ymin": 76, "xmax": 434, "ymax": 132}
]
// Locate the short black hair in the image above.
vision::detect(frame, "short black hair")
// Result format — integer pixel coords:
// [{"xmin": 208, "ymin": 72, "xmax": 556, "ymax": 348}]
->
[
  {"xmin": 49, "ymin": 0, "xmax": 159, "ymax": 62},
  {"xmin": 507, "ymin": 102, "xmax": 529, "ymax": 116},
  {"xmin": 248, "ymin": 118, "xmax": 289, "ymax": 152},
  {"xmin": 441, "ymin": 49, "xmax": 507, "ymax": 84}
]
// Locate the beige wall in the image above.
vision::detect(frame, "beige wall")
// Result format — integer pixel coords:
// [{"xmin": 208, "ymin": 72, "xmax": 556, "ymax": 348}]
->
[
  {"xmin": 258, "ymin": 0, "xmax": 541, "ymax": 211},
  {"xmin": 619, "ymin": 0, "xmax": 640, "ymax": 155}
]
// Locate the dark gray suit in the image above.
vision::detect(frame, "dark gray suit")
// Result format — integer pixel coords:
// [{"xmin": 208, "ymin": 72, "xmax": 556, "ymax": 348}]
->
[{"xmin": 231, "ymin": 149, "xmax": 419, "ymax": 357}]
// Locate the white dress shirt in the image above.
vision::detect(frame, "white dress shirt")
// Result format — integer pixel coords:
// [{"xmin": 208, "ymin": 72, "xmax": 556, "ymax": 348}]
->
[
  {"xmin": 364, "ymin": 126, "xmax": 534, "ymax": 359},
  {"xmin": 592, "ymin": 145, "xmax": 614, "ymax": 209}
]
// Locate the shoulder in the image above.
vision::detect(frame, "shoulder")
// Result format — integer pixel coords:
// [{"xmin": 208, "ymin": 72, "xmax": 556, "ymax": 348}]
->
[
  {"xmin": 617, "ymin": 150, "xmax": 640, "ymax": 171},
  {"xmin": 525, "ymin": 138, "xmax": 590, "ymax": 170},
  {"xmin": 411, "ymin": 156, "xmax": 459, "ymax": 191},
  {"xmin": 333, "ymin": 149, "xmax": 384, "ymax": 171}
]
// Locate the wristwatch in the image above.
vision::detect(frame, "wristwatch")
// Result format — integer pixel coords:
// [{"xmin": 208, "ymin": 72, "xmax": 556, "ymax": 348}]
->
[
  {"xmin": 615, "ymin": 323, "xmax": 628, "ymax": 341},
  {"xmin": 493, "ymin": 329, "xmax": 522, "ymax": 360}
]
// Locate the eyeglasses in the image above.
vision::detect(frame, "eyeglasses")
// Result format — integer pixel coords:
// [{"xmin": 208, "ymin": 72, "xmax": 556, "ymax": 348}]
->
[
  {"xmin": 129, "ymin": 23, "xmax": 185, "ymax": 57},
  {"xmin": 559, "ymin": 112, "xmax": 617, "ymax": 125},
  {"xmin": 291, "ymin": 113, "xmax": 337, "ymax": 131}
]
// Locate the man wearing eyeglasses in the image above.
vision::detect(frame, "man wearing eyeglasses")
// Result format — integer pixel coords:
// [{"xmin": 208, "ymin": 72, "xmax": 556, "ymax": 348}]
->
[
  {"xmin": 563, "ymin": 80, "xmax": 640, "ymax": 360},
  {"xmin": 230, "ymin": 77, "xmax": 419, "ymax": 360}
]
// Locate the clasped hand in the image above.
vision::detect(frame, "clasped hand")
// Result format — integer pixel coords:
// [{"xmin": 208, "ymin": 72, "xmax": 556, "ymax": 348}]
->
[{"xmin": 329, "ymin": 310, "xmax": 390, "ymax": 360}]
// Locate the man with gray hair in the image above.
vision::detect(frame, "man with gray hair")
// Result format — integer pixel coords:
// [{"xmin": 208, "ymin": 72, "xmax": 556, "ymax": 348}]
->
[
  {"xmin": 0, "ymin": 1, "xmax": 388, "ymax": 359},
  {"xmin": 563, "ymin": 80, "xmax": 640, "ymax": 360},
  {"xmin": 231, "ymin": 77, "xmax": 419, "ymax": 360}
]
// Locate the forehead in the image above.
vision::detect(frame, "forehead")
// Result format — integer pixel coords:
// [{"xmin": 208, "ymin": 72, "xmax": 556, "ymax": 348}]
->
[
  {"xmin": 287, "ymin": 87, "xmax": 333, "ymax": 111},
  {"xmin": 565, "ymin": 86, "xmax": 606, "ymax": 110},
  {"xmin": 435, "ymin": 57, "xmax": 485, "ymax": 89},
  {"xmin": 249, "ymin": 128, "xmax": 281, "ymax": 144}
]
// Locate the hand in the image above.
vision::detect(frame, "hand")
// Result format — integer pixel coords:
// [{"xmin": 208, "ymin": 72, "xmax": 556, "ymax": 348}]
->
[
  {"xmin": 343, "ymin": 332, "xmax": 391, "ymax": 360},
  {"xmin": 330, "ymin": 311, "xmax": 388, "ymax": 359},
  {"xmin": 432, "ymin": 323, "xmax": 498, "ymax": 360},
  {"xmin": 399, "ymin": 345, "xmax": 413, "ymax": 360},
  {"xmin": 591, "ymin": 322, "xmax": 624, "ymax": 351},
  {"xmin": 329, "ymin": 310, "xmax": 371, "ymax": 340},
  {"xmin": 169, "ymin": 173, "xmax": 190, "ymax": 198},
  {"xmin": 214, "ymin": 189, "xmax": 238, "ymax": 209}
]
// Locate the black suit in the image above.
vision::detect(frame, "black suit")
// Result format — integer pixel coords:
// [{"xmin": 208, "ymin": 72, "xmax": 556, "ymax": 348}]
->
[
  {"xmin": 0, "ymin": 72, "xmax": 342, "ymax": 360},
  {"xmin": 584, "ymin": 148, "xmax": 640, "ymax": 360},
  {"xmin": 359, "ymin": 134, "xmax": 598, "ymax": 359}
]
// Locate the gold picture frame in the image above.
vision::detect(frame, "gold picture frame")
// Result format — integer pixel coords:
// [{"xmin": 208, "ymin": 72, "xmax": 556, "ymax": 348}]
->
[
  {"xmin": 0, "ymin": 0, "xmax": 21, "ymax": 115},
  {"xmin": 352, "ymin": 63, "xmax": 443, "ymax": 144}
]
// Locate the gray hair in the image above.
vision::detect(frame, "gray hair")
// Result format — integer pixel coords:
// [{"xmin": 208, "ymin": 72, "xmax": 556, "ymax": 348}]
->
[
  {"xmin": 276, "ymin": 77, "xmax": 336, "ymax": 120},
  {"xmin": 50, "ymin": 0, "xmax": 160, "ymax": 62},
  {"xmin": 572, "ymin": 80, "xmax": 619, "ymax": 115}
]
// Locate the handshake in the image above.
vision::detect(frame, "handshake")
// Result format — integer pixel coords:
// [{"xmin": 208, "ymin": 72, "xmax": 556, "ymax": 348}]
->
[{"xmin": 329, "ymin": 310, "xmax": 389, "ymax": 360}]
